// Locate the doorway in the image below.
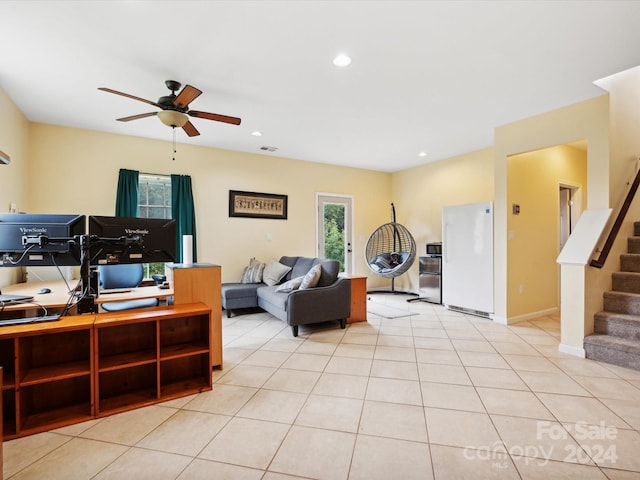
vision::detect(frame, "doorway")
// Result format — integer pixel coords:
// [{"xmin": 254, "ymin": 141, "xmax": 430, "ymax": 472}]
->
[
  {"xmin": 559, "ymin": 184, "xmax": 579, "ymax": 253},
  {"xmin": 316, "ymin": 194, "xmax": 353, "ymax": 274},
  {"xmin": 506, "ymin": 143, "xmax": 587, "ymax": 321}
]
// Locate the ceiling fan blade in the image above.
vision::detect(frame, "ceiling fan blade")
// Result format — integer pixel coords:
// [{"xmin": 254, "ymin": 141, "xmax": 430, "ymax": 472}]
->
[
  {"xmin": 173, "ymin": 85, "xmax": 202, "ymax": 109},
  {"xmin": 98, "ymin": 87, "xmax": 161, "ymax": 107},
  {"xmin": 116, "ymin": 112, "xmax": 158, "ymax": 122},
  {"xmin": 182, "ymin": 121, "xmax": 200, "ymax": 137},
  {"xmin": 189, "ymin": 110, "xmax": 242, "ymax": 125}
]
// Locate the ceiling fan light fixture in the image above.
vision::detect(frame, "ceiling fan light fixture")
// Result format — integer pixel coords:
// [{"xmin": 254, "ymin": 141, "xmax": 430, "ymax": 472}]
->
[{"xmin": 157, "ymin": 110, "xmax": 188, "ymax": 128}]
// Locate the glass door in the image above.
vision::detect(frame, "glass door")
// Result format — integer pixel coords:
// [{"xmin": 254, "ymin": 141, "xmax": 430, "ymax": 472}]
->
[{"xmin": 317, "ymin": 194, "xmax": 353, "ymax": 275}]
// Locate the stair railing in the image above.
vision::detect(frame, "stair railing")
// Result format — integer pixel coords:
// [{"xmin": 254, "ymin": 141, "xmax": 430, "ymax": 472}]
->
[{"xmin": 590, "ymin": 164, "xmax": 640, "ymax": 268}]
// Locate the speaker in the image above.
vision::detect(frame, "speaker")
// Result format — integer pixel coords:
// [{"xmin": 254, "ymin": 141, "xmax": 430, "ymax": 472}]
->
[{"xmin": 0, "ymin": 150, "xmax": 10, "ymax": 165}]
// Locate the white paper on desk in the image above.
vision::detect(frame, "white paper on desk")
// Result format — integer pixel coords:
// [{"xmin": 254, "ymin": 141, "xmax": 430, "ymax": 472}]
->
[{"xmin": 182, "ymin": 235, "xmax": 193, "ymax": 264}]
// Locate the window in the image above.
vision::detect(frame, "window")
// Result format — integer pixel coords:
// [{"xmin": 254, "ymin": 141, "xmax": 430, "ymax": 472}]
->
[
  {"xmin": 138, "ymin": 174, "xmax": 171, "ymax": 219},
  {"xmin": 138, "ymin": 174, "xmax": 171, "ymax": 278}
]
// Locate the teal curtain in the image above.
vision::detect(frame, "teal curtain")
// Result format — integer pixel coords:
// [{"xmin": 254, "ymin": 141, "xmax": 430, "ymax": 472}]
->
[
  {"xmin": 171, "ymin": 174, "xmax": 197, "ymax": 263},
  {"xmin": 115, "ymin": 169, "xmax": 139, "ymax": 217}
]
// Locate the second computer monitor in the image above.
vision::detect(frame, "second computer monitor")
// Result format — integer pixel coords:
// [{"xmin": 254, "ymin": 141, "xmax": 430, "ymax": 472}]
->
[{"xmin": 88, "ymin": 216, "xmax": 176, "ymax": 266}]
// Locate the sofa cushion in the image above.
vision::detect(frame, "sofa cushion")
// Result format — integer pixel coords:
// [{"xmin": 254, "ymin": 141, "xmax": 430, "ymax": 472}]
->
[
  {"xmin": 257, "ymin": 285, "xmax": 288, "ymax": 312},
  {"xmin": 315, "ymin": 259, "xmax": 340, "ymax": 287},
  {"xmin": 276, "ymin": 275, "xmax": 304, "ymax": 292},
  {"xmin": 278, "ymin": 256, "xmax": 299, "ymax": 280},
  {"xmin": 299, "ymin": 264, "xmax": 322, "ymax": 290},
  {"xmin": 222, "ymin": 282, "xmax": 263, "ymax": 300},
  {"xmin": 284, "ymin": 256, "xmax": 315, "ymax": 280},
  {"xmin": 263, "ymin": 260, "xmax": 292, "ymax": 286}
]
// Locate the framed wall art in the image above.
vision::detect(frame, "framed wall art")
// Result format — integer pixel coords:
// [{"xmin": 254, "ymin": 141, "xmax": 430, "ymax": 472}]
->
[{"xmin": 229, "ymin": 190, "xmax": 288, "ymax": 220}]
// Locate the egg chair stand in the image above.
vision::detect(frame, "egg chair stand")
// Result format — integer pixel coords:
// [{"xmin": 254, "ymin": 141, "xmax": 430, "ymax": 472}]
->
[{"xmin": 365, "ymin": 203, "xmax": 417, "ymax": 295}]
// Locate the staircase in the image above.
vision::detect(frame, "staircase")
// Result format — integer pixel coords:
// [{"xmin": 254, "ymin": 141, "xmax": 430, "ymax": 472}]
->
[{"xmin": 584, "ymin": 222, "xmax": 640, "ymax": 370}]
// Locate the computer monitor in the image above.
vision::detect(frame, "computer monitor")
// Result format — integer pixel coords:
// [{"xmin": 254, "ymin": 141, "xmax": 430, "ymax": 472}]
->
[
  {"xmin": 88, "ymin": 216, "xmax": 176, "ymax": 265},
  {"xmin": 0, "ymin": 213, "xmax": 85, "ymax": 267}
]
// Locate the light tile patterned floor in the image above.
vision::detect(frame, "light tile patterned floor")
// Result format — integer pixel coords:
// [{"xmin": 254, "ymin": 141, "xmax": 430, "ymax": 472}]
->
[{"xmin": 4, "ymin": 294, "xmax": 640, "ymax": 479}]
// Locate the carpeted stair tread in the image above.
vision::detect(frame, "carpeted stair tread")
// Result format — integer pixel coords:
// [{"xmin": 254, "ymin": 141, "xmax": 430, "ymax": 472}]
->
[
  {"xmin": 603, "ymin": 290, "xmax": 640, "ymax": 315},
  {"xmin": 628, "ymin": 237, "xmax": 640, "ymax": 254},
  {"xmin": 620, "ymin": 253, "xmax": 640, "ymax": 273},
  {"xmin": 584, "ymin": 333, "xmax": 640, "ymax": 350},
  {"xmin": 584, "ymin": 334, "xmax": 640, "ymax": 370},
  {"xmin": 594, "ymin": 311, "xmax": 640, "ymax": 339},
  {"xmin": 612, "ymin": 271, "xmax": 640, "ymax": 293}
]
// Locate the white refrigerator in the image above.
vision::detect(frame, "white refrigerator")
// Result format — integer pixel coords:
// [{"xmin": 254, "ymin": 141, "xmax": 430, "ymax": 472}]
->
[{"xmin": 442, "ymin": 201, "xmax": 494, "ymax": 316}]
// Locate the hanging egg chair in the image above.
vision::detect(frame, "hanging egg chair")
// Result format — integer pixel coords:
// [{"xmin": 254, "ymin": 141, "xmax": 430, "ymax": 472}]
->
[{"xmin": 365, "ymin": 203, "xmax": 416, "ymax": 293}]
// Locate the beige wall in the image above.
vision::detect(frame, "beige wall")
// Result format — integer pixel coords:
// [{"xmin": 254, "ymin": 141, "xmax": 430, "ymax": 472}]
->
[
  {"xmin": 390, "ymin": 148, "xmax": 494, "ymax": 293},
  {"xmin": 0, "ymin": 88, "xmax": 30, "ymax": 286},
  {"xmin": 22, "ymin": 123, "xmax": 392, "ymax": 285},
  {"xmin": 494, "ymin": 95, "xmax": 610, "ymax": 323},
  {"xmin": 585, "ymin": 66, "xmax": 640, "ymax": 336},
  {"xmin": 507, "ymin": 145, "xmax": 588, "ymax": 319}
]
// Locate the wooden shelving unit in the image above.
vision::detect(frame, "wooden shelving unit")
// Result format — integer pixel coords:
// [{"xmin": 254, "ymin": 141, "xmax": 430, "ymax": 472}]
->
[
  {"xmin": 0, "ymin": 316, "xmax": 95, "ymax": 439},
  {"xmin": 0, "ymin": 265, "xmax": 221, "ymax": 440},
  {"xmin": 94, "ymin": 304, "xmax": 212, "ymax": 417}
]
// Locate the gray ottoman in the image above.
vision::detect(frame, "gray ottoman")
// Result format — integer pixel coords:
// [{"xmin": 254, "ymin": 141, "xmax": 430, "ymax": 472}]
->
[{"xmin": 221, "ymin": 283, "xmax": 262, "ymax": 317}]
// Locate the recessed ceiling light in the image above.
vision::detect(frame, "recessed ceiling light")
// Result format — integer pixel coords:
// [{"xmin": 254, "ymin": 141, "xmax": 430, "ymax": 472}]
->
[
  {"xmin": 333, "ymin": 53, "xmax": 352, "ymax": 67},
  {"xmin": 418, "ymin": 151, "xmax": 428, "ymax": 157},
  {"xmin": 251, "ymin": 131, "xmax": 263, "ymax": 137}
]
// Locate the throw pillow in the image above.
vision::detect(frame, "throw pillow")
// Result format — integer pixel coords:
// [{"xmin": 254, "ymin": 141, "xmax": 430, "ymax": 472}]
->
[
  {"xmin": 374, "ymin": 255, "xmax": 391, "ymax": 270},
  {"xmin": 240, "ymin": 258, "xmax": 265, "ymax": 283},
  {"xmin": 299, "ymin": 264, "xmax": 322, "ymax": 290},
  {"xmin": 275, "ymin": 276, "xmax": 305, "ymax": 292},
  {"xmin": 263, "ymin": 260, "xmax": 292, "ymax": 286}
]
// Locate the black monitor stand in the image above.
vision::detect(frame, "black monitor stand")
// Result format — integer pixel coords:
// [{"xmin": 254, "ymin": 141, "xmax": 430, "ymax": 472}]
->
[{"xmin": 77, "ymin": 234, "xmax": 98, "ymax": 314}]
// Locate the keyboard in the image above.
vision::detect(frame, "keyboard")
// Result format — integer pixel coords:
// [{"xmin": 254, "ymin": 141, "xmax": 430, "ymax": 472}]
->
[
  {"xmin": 0, "ymin": 315, "xmax": 61, "ymax": 327},
  {"xmin": 99, "ymin": 288, "xmax": 132, "ymax": 295}
]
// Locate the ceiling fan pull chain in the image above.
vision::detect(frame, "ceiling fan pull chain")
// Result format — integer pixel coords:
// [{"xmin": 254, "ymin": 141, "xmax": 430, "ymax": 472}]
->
[{"xmin": 172, "ymin": 126, "xmax": 177, "ymax": 161}]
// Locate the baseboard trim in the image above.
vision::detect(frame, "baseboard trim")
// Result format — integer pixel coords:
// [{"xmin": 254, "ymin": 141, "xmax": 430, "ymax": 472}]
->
[
  {"xmin": 503, "ymin": 307, "xmax": 559, "ymax": 325},
  {"xmin": 559, "ymin": 343, "xmax": 586, "ymax": 358}
]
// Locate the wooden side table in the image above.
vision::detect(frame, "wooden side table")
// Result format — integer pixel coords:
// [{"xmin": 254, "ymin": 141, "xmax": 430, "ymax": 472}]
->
[{"xmin": 346, "ymin": 276, "xmax": 367, "ymax": 324}]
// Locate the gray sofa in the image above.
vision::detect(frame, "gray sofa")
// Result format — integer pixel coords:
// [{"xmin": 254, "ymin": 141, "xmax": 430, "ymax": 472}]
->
[{"xmin": 221, "ymin": 256, "xmax": 351, "ymax": 336}]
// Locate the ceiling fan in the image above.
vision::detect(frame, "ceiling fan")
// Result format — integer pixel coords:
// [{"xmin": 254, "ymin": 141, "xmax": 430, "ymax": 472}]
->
[{"xmin": 98, "ymin": 80, "xmax": 241, "ymax": 137}]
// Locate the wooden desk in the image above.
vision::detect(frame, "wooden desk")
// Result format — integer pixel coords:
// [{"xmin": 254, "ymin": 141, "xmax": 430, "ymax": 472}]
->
[
  {"xmin": 1, "ymin": 280, "xmax": 78, "ymax": 312},
  {"xmin": 1, "ymin": 280, "xmax": 174, "ymax": 314}
]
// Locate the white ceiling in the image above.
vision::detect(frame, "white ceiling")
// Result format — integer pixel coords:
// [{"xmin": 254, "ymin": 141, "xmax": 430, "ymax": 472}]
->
[{"xmin": 1, "ymin": 1, "xmax": 639, "ymax": 173}]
